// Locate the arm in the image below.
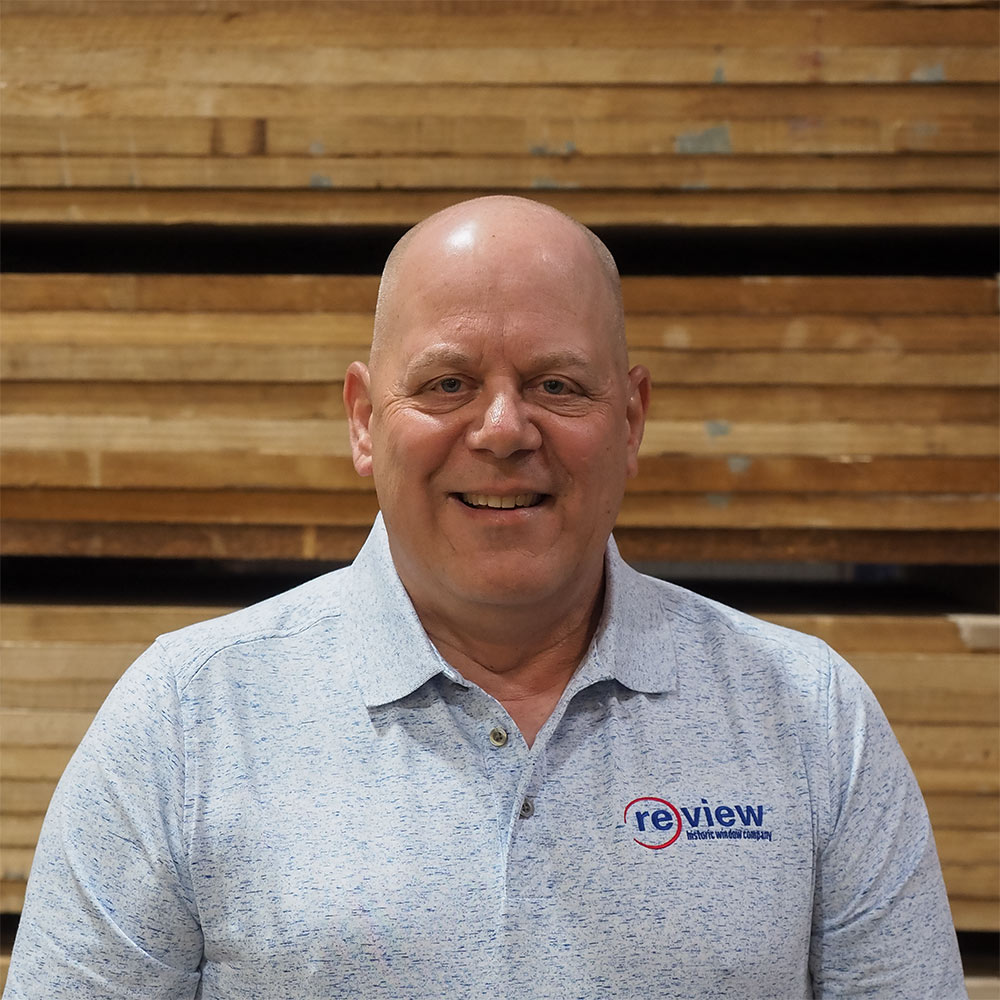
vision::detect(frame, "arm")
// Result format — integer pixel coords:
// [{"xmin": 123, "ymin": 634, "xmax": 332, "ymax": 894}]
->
[
  {"xmin": 809, "ymin": 647, "xmax": 966, "ymax": 998},
  {"xmin": 6, "ymin": 644, "xmax": 203, "ymax": 998}
]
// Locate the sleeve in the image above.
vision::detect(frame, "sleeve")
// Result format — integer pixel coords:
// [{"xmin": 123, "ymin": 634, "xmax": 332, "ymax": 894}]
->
[
  {"xmin": 4, "ymin": 642, "xmax": 203, "ymax": 998},
  {"xmin": 808, "ymin": 646, "xmax": 967, "ymax": 999}
]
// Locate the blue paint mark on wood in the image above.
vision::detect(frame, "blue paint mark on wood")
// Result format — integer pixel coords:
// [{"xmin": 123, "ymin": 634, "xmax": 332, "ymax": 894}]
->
[
  {"xmin": 705, "ymin": 419, "xmax": 731, "ymax": 438},
  {"xmin": 531, "ymin": 177, "xmax": 579, "ymax": 189},
  {"xmin": 706, "ymin": 493, "xmax": 731, "ymax": 508},
  {"xmin": 911, "ymin": 63, "xmax": 946, "ymax": 83},
  {"xmin": 726, "ymin": 455, "xmax": 752, "ymax": 475},
  {"xmin": 675, "ymin": 124, "xmax": 731, "ymax": 155},
  {"xmin": 530, "ymin": 141, "xmax": 577, "ymax": 158},
  {"xmin": 309, "ymin": 174, "xmax": 332, "ymax": 188}
]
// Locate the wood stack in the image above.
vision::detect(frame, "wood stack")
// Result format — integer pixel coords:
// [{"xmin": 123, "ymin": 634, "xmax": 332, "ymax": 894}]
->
[
  {"xmin": 2, "ymin": 271, "xmax": 997, "ymax": 563},
  {"xmin": 0, "ymin": 0, "xmax": 997, "ymax": 947},
  {"xmin": 0, "ymin": 0, "xmax": 996, "ymax": 226}
]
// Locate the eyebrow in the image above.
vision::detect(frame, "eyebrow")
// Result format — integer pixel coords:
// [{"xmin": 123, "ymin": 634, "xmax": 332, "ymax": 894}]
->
[
  {"xmin": 404, "ymin": 346, "xmax": 596, "ymax": 379},
  {"xmin": 404, "ymin": 345, "xmax": 477, "ymax": 380}
]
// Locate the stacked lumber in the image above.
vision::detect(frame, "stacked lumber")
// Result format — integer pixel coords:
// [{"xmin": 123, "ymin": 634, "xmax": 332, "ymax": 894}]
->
[
  {"xmin": 2, "ymin": 271, "xmax": 997, "ymax": 563},
  {"xmin": 1, "ymin": 0, "xmax": 997, "ymax": 227},
  {"xmin": 2, "ymin": 602, "xmax": 996, "ymax": 929}
]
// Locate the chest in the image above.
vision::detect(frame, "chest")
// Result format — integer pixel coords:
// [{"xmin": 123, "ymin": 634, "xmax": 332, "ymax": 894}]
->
[{"xmin": 186, "ymin": 683, "xmax": 815, "ymax": 998}]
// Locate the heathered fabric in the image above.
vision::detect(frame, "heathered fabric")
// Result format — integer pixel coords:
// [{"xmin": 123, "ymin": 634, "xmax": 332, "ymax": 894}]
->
[{"xmin": 8, "ymin": 515, "xmax": 965, "ymax": 999}]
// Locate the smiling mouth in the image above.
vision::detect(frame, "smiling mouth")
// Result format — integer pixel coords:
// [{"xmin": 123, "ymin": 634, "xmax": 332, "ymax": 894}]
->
[{"xmin": 458, "ymin": 493, "xmax": 545, "ymax": 510}]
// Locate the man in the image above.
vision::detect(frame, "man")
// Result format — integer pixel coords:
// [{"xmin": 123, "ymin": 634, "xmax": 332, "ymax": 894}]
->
[{"xmin": 8, "ymin": 196, "xmax": 965, "ymax": 997}]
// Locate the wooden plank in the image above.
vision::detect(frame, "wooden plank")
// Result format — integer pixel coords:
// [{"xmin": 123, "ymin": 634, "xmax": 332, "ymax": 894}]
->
[
  {"xmin": 4, "ymin": 83, "xmax": 994, "ymax": 121},
  {"xmin": 621, "ymin": 277, "xmax": 1000, "ymax": 315},
  {"xmin": 0, "ymin": 605, "xmax": 232, "ymax": 642},
  {"xmin": 4, "ymin": 274, "xmax": 993, "ymax": 315},
  {"xmin": 632, "ymin": 457, "xmax": 1000, "ymax": 495},
  {"xmin": 925, "ymin": 793, "xmax": 1000, "ymax": 831},
  {"xmin": 1, "ymin": 680, "xmax": 120, "ymax": 711},
  {"xmin": 950, "ymin": 898, "xmax": 1000, "ymax": 932},
  {"xmin": 1, "ymin": 640, "xmax": 145, "ymax": 680},
  {"xmin": 5, "ymin": 153, "xmax": 996, "ymax": 192},
  {"xmin": 5, "ymin": 339, "xmax": 996, "ymax": 385},
  {"xmin": 895, "ymin": 724, "xmax": 999, "ymax": 780},
  {"xmin": 4, "ymin": 383, "xmax": 996, "ymax": 426},
  {"xmin": 1, "ymin": 710, "xmax": 94, "ymax": 747},
  {"xmin": 265, "ymin": 114, "xmax": 1000, "ymax": 156},
  {"xmin": 2, "ymin": 312, "xmax": 373, "ymax": 346},
  {"xmin": 5, "ymin": 114, "xmax": 997, "ymax": 158},
  {"xmin": 938, "ymin": 829, "xmax": 1000, "ymax": 867},
  {"xmin": 5, "ymin": 44, "xmax": 997, "ymax": 86},
  {"xmin": 638, "ymin": 419, "xmax": 999, "ymax": 454},
  {"xmin": 1, "ymin": 487, "xmax": 996, "ymax": 531},
  {"xmin": 1, "ymin": 880, "xmax": 25, "ymax": 914},
  {"xmin": 0, "ymin": 813, "xmax": 43, "ymax": 848},
  {"xmin": 2, "ymin": 310, "xmax": 995, "ymax": 352},
  {"xmin": 0, "ymin": 779, "xmax": 56, "ymax": 815},
  {"xmin": 1, "ymin": 848, "xmax": 34, "ymax": 884},
  {"xmin": 760, "ymin": 615, "xmax": 1000, "ymax": 654},
  {"xmin": 941, "ymin": 861, "xmax": 1000, "ymax": 900},
  {"xmin": 6, "ymin": 450, "xmax": 996, "ymax": 495},
  {"xmin": 617, "ymin": 493, "xmax": 1000, "ymax": 530},
  {"xmin": 3, "ymin": 520, "xmax": 991, "ymax": 564},
  {"xmin": 612, "ymin": 527, "xmax": 998, "ymax": 565},
  {"xmin": 1, "ymin": 747, "xmax": 75, "ymax": 782},
  {"xmin": 852, "ymin": 653, "xmax": 1000, "ymax": 724},
  {"xmin": 626, "ymin": 315, "xmax": 1000, "ymax": 351},
  {"xmin": 0, "ymin": 116, "xmax": 215, "ymax": 156},
  {"xmin": 968, "ymin": 976, "xmax": 1000, "ymax": 999},
  {"xmin": 2, "ymin": 3, "xmax": 995, "ymax": 49},
  {"xmin": 2, "ymin": 189, "xmax": 994, "ymax": 227},
  {"xmin": 4, "ymin": 415, "xmax": 997, "ymax": 464}
]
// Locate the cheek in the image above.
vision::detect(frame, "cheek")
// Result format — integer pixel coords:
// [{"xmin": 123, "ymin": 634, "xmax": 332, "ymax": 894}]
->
[{"xmin": 371, "ymin": 413, "xmax": 461, "ymax": 483}]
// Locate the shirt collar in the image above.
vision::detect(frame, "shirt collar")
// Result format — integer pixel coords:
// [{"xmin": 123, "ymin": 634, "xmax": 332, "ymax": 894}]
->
[
  {"xmin": 343, "ymin": 514, "xmax": 467, "ymax": 708},
  {"xmin": 344, "ymin": 514, "xmax": 677, "ymax": 708},
  {"xmin": 577, "ymin": 532, "xmax": 678, "ymax": 696}
]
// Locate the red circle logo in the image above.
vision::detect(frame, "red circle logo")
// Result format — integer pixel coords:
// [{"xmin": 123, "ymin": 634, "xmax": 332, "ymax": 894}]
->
[{"xmin": 624, "ymin": 796, "xmax": 683, "ymax": 849}]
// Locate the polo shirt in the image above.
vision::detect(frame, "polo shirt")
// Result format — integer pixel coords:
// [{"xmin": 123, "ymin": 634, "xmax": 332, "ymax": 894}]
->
[{"xmin": 7, "ymin": 514, "xmax": 965, "ymax": 998}]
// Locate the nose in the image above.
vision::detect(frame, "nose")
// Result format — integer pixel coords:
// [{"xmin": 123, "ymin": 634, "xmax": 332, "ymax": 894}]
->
[{"xmin": 466, "ymin": 386, "xmax": 542, "ymax": 458}]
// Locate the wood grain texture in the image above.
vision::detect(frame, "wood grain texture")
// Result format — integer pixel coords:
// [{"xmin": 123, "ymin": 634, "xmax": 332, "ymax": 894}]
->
[
  {"xmin": 5, "ymin": 274, "xmax": 994, "ymax": 314},
  {"xmin": 2, "ymin": 189, "xmax": 995, "ymax": 227}
]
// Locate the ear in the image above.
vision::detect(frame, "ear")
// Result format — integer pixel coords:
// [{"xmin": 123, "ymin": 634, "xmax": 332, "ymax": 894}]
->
[
  {"xmin": 343, "ymin": 361, "xmax": 375, "ymax": 477},
  {"xmin": 624, "ymin": 364, "xmax": 651, "ymax": 479}
]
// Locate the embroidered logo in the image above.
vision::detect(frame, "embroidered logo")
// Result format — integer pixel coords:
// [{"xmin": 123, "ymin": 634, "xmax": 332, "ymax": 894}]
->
[{"xmin": 624, "ymin": 796, "xmax": 772, "ymax": 849}]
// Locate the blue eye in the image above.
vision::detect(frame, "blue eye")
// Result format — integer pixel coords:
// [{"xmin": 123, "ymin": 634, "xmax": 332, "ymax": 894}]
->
[
  {"xmin": 541, "ymin": 379, "xmax": 567, "ymax": 394},
  {"xmin": 438, "ymin": 377, "xmax": 463, "ymax": 393}
]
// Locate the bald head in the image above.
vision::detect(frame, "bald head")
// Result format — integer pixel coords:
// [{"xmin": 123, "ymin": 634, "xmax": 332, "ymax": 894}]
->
[{"xmin": 370, "ymin": 196, "xmax": 626, "ymax": 374}]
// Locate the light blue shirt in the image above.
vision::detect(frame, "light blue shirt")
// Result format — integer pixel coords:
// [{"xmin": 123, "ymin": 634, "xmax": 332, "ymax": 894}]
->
[{"xmin": 7, "ymin": 515, "xmax": 965, "ymax": 998}]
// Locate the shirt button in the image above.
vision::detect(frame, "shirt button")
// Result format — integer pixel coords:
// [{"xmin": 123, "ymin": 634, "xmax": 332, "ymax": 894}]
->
[
  {"xmin": 519, "ymin": 798, "xmax": 535, "ymax": 819},
  {"xmin": 489, "ymin": 726, "xmax": 508, "ymax": 748}
]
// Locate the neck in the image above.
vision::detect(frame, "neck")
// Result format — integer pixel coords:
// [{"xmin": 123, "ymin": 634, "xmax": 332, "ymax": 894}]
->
[{"xmin": 412, "ymin": 578, "xmax": 605, "ymax": 747}]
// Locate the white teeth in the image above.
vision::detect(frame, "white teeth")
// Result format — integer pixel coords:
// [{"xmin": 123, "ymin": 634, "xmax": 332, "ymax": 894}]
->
[{"xmin": 461, "ymin": 493, "xmax": 541, "ymax": 509}]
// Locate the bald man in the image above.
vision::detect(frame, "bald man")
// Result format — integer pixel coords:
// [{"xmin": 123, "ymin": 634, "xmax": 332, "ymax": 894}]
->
[{"xmin": 8, "ymin": 197, "xmax": 964, "ymax": 999}]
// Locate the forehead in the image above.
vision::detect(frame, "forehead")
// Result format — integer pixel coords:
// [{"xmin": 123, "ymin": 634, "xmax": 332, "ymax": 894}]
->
[{"xmin": 376, "ymin": 213, "xmax": 623, "ymax": 371}]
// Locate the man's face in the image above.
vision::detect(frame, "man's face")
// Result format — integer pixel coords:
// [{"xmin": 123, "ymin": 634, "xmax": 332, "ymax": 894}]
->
[{"xmin": 346, "ymin": 210, "xmax": 648, "ymax": 620}]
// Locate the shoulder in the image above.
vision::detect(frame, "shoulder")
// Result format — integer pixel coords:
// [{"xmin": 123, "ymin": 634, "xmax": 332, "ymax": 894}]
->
[
  {"xmin": 622, "ymin": 562, "xmax": 836, "ymax": 683},
  {"xmin": 152, "ymin": 564, "xmax": 357, "ymax": 691}
]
